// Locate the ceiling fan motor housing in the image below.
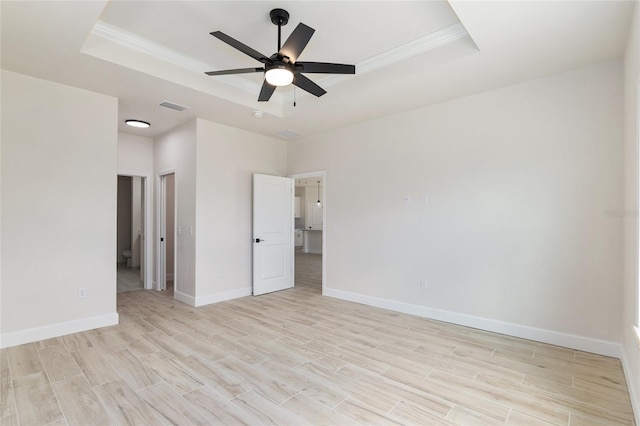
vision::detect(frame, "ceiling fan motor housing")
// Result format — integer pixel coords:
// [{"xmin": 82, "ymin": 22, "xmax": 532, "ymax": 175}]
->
[{"xmin": 270, "ymin": 9, "xmax": 290, "ymax": 26}]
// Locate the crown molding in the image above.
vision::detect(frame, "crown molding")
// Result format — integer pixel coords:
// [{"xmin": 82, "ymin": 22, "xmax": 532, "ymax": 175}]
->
[
  {"xmin": 358, "ymin": 22, "xmax": 469, "ymax": 75},
  {"xmin": 89, "ymin": 20, "xmax": 265, "ymax": 98},
  {"xmin": 284, "ymin": 22, "xmax": 471, "ymax": 103}
]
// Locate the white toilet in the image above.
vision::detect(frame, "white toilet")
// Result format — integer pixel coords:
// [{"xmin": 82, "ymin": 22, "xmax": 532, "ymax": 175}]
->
[{"xmin": 122, "ymin": 250, "xmax": 132, "ymax": 268}]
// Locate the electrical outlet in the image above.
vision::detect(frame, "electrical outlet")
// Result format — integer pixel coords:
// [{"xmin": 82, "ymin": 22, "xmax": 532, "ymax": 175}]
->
[
  {"xmin": 420, "ymin": 279, "xmax": 428, "ymax": 289},
  {"xmin": 217, "ymin": 271, "xmax": 223, "ymax": 278},
  {"xmin": 78, "ymin": 287, "xmax": 87, "ymax": 299}
]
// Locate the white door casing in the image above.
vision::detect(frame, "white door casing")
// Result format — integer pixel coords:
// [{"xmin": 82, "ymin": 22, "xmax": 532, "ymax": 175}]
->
[
  {"xmin": 118, "ymin": 171, "xmax": 153, "ymax": 290},
  {"xmin": 158, "ymin": 174, "xmax": 167, "ymax": 291},
  {"xmin": 290, "ymin": 170, "xmax": 326, "ymax": 295},
  {"xmin": 253, "ymin": 174, "xmax": 294, "ymax": 296}
]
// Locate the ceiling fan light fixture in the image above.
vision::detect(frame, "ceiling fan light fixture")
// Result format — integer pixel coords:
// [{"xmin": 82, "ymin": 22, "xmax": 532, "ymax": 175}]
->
[{"xmin": 265, "ymin": 66, "xmax": 294, "ymax": 86}]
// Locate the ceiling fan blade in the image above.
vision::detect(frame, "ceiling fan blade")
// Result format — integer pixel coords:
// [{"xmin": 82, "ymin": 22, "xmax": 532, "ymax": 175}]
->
[
  {"xmin": 210, "ymin": 31, "xmax": 271, "ymax": 63},
  {"xmin": 279, "ymin": 23, "xmax": 315, "ymax": 63},
  {"xmin": 293, "ymin": 73, "xmax": 326, "ymax": 97},
  {"xmin": 205, "ymin": 67, "xmax": 263, "ymax": 76},
  {"xmin": 295, "ymin": 62, "xmax": 355, "ymax": 74},
  {"xmin": 258, "ymin": 80, "xmax": 277, "ymax": 102}
]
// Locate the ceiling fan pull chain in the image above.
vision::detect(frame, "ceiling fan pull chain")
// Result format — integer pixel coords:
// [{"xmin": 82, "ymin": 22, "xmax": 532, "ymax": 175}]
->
[{"xmin": 294, "ymin": 86, "xmax": 297, "ymax": 107}]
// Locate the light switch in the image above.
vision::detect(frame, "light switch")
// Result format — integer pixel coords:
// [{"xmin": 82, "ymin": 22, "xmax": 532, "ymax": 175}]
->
[
  {"xmin": 403, "ymin": 194, "xmax": 411, "ymax": 205},
  {"xmin": 421, "ymin": 194, "xmax": 428, "ymax": 204}
]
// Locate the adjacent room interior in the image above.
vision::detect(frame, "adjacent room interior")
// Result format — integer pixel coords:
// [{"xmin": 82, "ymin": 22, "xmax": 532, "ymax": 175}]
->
[
  {"xmin": 294, "ymin": 176, "xmax": 324, "ymax": 293},
  {"xmin": 116, "ymin": 175, "xmax": 146, "ymax": 293},
  {"xmin": 1, "ymin": 1, "xmax": 640, "ymax": 425}
]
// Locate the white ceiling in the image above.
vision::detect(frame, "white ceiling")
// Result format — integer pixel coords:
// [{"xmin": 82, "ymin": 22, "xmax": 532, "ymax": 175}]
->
[{"xmin": 1, "ymin": 1, "xmax": 634, "ymax": 140}]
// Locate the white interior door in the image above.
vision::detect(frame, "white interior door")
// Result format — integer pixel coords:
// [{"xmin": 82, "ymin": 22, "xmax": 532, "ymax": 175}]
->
[{"xmin": 253, "ymin": 174, "xmax": 294, "ymax": 296}]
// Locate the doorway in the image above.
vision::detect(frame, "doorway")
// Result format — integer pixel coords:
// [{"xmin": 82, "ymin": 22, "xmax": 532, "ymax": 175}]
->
[
  {"xmin": 116, "ymin": 174, "xmax": 149, "ymax": 292},
  {"xmin": 291, "ymin": 171, "xmax": 326, "ymax": 294},
  {"xmin": 158, "ymin": 172, "xmax": 176, "ymax": 295}
]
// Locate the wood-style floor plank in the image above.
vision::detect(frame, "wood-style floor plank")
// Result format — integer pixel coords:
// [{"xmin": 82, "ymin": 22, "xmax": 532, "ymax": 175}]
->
[
  {"xmin": 175, "ymin": 355, "xmax": 252, "ymax": 399},
  {"xmin": 70, "ymin": 348, "xmax": 119, "ymax": 387},
  {"xmin": 7, "ymin": 344, "xmax": 42, "ymax": 378},
  {"xmin": 183, "ymin": 385, "xmax": 261, "ymax": 425},
  {"xmin": 281, "ymin": 393, "xmax": 357, "ymax": 426},
  {"xmin": 104, "ymin": 349, "xmax": 160, "ymax": 391},
  {"xmin": 0, "ymin": 413, "xmax": 19, "ymax": 426},
  {"xmin": 231, "ymin": 390, "xmax": 310, "ymax": 425},
  {"xmin": 2, "ymin": 252, "xmax": 635, "ymax": 426},
  {"xmin": 93, "ymin": 379, "xmax": 162, "ymax": 426},
  {"xmin": 0, "ymin": 368, "xmax": 16, "ymax": 418},
  {"xmin": 137, "ymin": 382, "xmax": 210, "ymax": 425},
  {"xmin": 335, "ymin": 397, "xmax": 403, "ymax": 426},
  {"xmin": 38, "ymin": 345, "xmax": 82, "ymax": 383},
  {"xmin": 12, "ymin": 372, "xmax": 63, "ymax": 426},
  {"xmin": 51, "ymin": 375, "xmax": 113, "ymax": 426},
  {"xmin": 137, "ymin": 352, "xmax": 203, "ymax": 394},
  {"xmin": 389, "ymin": 400, "xmax": 455, "ymax": 426}
]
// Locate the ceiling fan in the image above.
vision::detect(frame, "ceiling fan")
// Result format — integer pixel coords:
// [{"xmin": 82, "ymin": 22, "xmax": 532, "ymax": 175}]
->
[{"xmin": 205, "ymin": 8, "xmax": 356, "ymax": 102}]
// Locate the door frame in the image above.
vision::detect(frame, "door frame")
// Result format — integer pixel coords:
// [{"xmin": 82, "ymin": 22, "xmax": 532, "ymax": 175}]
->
[
  {"xmin": 117, "ymin": 171, "xmax": 152, "ymax": 290},
  {"xmin": 289, "ymin": 170, "xmax": 327, "ymax": 295},
  {"xmin": 157, "ymin": 170, "xmax": 177, "ymax": 293}
]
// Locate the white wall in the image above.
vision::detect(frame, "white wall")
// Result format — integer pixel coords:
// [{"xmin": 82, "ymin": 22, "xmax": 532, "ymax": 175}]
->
[
  {"xmin": 1, "ymin": 70, "xmax": 118, "ymax": 346},
  {"xmin": 194, "ymin": 119, "xmax": 287, "ymax": 304},
  {"xmin": 288, "ymin": 60, "xmax": 624, "ymax": 354},
  {"xmin": 154, "ymin": 120, "xmax": 197, "ymax": 297},
  {"xmin": 622, "ymin": 2, "xmax": 640, "ymax": 419},
  {"xmin": 118, "ymin": 133, "xmax": 153, "ymax": 175}
]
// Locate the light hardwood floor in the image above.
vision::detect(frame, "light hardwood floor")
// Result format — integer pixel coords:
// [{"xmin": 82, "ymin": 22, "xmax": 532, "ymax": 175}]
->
[{"xmin": 1, "ymin": 252, "xmax": 635, "ymax": 425}]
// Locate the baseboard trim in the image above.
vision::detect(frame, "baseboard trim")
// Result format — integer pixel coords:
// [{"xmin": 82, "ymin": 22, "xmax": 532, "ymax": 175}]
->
[
  {"xmin": 303, "ymin": 249, "xmax": 322, "ymax": 254},
  {"xmin": 0, "ymin": 313, "xmax": 119, "ymax": 349},
  {"xmin": 620, "ymin": 348, "xmax": 640, "ymax": 424},
  {"xmin": 174, "ymin": 290, "xmax": 196, "ymax": 307},
  {"xmin": 324, "ymin": 288, "xmax": 621, "ymax": 358},
  {"xmin": 195, "ymin": 287, "xmax": 252, "ymax": 307}
]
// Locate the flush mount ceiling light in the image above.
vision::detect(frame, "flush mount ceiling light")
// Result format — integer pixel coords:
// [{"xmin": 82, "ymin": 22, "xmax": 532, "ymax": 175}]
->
[{"xmin": 125, "ymin": 119, "xmax": 150, "ymax": 128}]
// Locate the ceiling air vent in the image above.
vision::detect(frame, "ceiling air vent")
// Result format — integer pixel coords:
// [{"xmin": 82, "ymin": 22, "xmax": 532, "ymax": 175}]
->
[
  {"xmin": 159, "ymin": 101, "xmax": 190, "ymax": 112},
  {"xmin": 276, "ymin": 129, "xmax": 303, "ymax": 140}
]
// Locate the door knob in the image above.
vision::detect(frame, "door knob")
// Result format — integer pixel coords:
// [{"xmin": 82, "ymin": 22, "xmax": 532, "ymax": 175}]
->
[{"xmin": 254, "ymin": 238, "xmax": 264, "ymax": 243}]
